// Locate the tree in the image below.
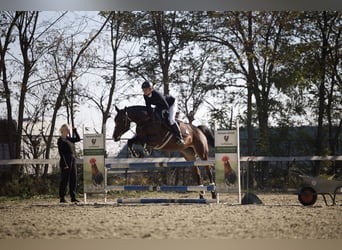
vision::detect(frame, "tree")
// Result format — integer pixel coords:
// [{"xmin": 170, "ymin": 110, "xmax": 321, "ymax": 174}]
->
[
  {"xmin": 82, "ymin": 11, "xmax": 134, "ymax": 140},
  {"xmin": 1, "ymin": 11, "xmax": 55, "ymax": 178},
  {"xmin": 198, "ymin": 11, "xmax": 297, "ymax": 155},
  {"xmin": 126, "ymin": 11, "xmax": 193, "ymax": 95},
  {"xmin": 42, "ymin": 12, "xmax": 113, "ymax": 176},
  {"xmin": 313, "ymin": 12, "xmax": 342, "ymax": 157},
  {"xmin": 291, "ymin": 12, "xmax": 342, "ymax": 174},
  {"xmin": 0, "ymin": 11, "xmax": 21, "ymax": 160},
  {"xmin": 173, "ymin": 43, "xmax": 227, "ymax": 124},
  {"xmin": 1, "ymin": 11, "xmax": 73, "ymax": 180},
  {"xmin": 125, "ymin": 11, "xmax": 228, "ymax": 125}
]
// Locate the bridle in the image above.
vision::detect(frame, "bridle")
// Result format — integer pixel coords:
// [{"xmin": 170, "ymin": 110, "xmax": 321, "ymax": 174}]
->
[
  {"xmin": 115, "ymin": 107, "xmax": 152, "ymax": 139},
  {"xmin": 120, "ymin": 109, "xmax": 133, "ymax": 135},
  {"xmin": 123, "ymin": 109, "xmax": 132, "ymax": 127}
]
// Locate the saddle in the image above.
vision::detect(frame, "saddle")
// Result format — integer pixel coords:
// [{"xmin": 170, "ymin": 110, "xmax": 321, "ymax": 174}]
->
[
  {"xmin": 144, "ymin": 109, "xmax": 182, "ymax": 136},
  {"xmin": 152, "ymin": 111, "xmax": 171, "ymax": 130},
  {"xmin": 139, "ymin": 108, "xmax": 185, "ymax": 148}
]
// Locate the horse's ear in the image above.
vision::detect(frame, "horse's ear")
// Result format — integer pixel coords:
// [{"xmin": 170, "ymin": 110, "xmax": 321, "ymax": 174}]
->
[{"xmin": 115, "ymin": 105, "xmax": 119, "ymax": 112}]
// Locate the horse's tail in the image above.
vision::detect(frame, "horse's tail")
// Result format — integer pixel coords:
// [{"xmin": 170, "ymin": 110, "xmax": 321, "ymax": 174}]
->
[{"xmin": 197, "ymin": 125, "xmax": 215, "ymax": 148}]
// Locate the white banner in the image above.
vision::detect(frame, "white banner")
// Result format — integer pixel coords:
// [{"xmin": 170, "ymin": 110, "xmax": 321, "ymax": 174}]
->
[
  {"xmin": 83, "ymin": 134, "xmax": 105, "ymax": 193},
  {"xmin": 215, "ymin": 125, "xmax": 241, "ymax": 203}
]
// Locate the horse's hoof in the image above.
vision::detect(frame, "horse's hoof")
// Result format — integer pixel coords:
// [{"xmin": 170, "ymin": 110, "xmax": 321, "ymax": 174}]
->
[
  {"xmin": 130, "ymin": 150, "xmax": 143, "ymax": 158},
  {"xmin": 136, "ymin": 151, "xmax": 144, "ymax": 158},
  {"xmin": 199, "ymin": 190, "xmax": 205, "ymax": 199},
  {"xmin": 143, "ymin": 146, "xmax": 153, "ymax": 156}
]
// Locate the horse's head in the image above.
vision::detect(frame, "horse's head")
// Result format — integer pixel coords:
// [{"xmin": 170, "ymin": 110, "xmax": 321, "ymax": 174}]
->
[{"xmin": 113, "ymin": 106, "xmax": 130, "ymax": 141}]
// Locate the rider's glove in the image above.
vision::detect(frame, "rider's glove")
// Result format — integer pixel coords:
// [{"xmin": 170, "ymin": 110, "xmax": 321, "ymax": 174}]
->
[{"xmin": 161, "ymin": 109, "xmax": 169, "ymax": 119}]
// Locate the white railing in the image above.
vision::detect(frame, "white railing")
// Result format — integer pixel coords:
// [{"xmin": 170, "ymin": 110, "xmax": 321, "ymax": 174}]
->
[{"xmin": 1, "ymin": 155, "xmax": 342, "ymax": 166}]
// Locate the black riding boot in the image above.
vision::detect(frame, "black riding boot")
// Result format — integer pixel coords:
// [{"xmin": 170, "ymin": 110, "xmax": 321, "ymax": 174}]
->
[{"xmin": 171, "ymin": 123, "xmax": 184, "ymax": 145}]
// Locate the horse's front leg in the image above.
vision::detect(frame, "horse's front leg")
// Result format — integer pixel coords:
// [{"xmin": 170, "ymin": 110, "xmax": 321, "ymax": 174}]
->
[
  {"xmin": 191, "ymin": 165, "xmax": 206, "ymax": 199},
  {"xmin": 192, "ymin": 166, "xmax": 202, "ymax": 185},
  {"xmin": 205, "ymin": 166, "xmax": 217, "ymax": 199},
  {"xmin": 127, "ymin": 137, "xmax": 144, "ymax": 158},
  {"xmin": 181, "ymin": 150, "xmax": 205, "ymax": 199},
  {"xmin": 205, "ymin": 166, "xmax": 215, "ymax": 186}
]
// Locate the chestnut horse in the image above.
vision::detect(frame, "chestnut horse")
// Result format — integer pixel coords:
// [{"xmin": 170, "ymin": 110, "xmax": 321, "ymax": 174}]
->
[{"xmin": 113, "ymin": 105, "xmax": 216, "ymax": 199}]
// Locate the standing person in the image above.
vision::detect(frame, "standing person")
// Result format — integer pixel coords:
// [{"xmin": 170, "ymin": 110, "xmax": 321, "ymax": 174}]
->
[
  {"xmin": 57, "ymin": 124, "xmax": 81, "ymax": 203},
  {"xmin": 141, "ymin": 80, "xmax": 184, "ymax": 145}
]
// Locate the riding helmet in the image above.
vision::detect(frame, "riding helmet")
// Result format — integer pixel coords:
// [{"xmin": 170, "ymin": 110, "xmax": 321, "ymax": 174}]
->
[{"xmin": 141, "ymin": 81, "xmax": 152, "ymax": 89}]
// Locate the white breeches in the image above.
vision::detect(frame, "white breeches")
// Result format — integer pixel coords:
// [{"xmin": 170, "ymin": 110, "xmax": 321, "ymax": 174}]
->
[{"xmin": 168, "ymin": 100, "xmax": 178, "ymax": 125}]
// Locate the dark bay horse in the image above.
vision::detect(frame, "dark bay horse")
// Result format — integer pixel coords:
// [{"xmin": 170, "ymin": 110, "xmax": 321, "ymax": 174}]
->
[{"xmin": 113, "ymin": 105, "xmax": 216, "ymax": 199}]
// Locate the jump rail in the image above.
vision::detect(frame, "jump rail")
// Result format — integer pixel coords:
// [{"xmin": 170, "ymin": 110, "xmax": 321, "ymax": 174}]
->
[
  {"xmin": 106, "ymin": 185, "xmax": 215, "ymax": 192},
  {"xmin": 103, "ymin": 157, "xmax": 217, "ymax": 204},
  {"xmin": 105, "ymin": 157, "xmax": 215, "ymax": 170},
  {"xmin": 240, "ymin": 156, "xmax": 342, "ymax": 161},
  {"xmin": 2, "ymin": 156, "xmax": 341, "ymax": 205},
  {"xmin": 1, "ymin": 155, "xmax": 341, "ymax": 166},
  {"xmin": 117, "ymin": 198, "xmax": 217, "ymax": 204}
]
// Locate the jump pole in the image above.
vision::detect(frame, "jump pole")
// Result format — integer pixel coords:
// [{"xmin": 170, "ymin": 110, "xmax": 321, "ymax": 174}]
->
[
  {"xmin": 87, "ymin": 125, "xmax": 241, "ymax": 204},
  {"xmin": 117, "ymin": 198, "xmax": 217, "ymax": 204},
  {"xmin": 106, "ymin": 185, "xmax": 215, "ymax": 192},
  {"xmin": 107, "ymin": 158, "xmax": 215, "ymax": 169},
  {"xmin": 104, "ymin": 159, "xmax": 218, "ymax": 204}
]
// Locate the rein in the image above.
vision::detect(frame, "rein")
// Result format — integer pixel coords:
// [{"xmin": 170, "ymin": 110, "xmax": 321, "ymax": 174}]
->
[
  {"xmin": 125, "ymin": 108, "xmax": 151, "ymax": 126},
  {"xmin": 124, "ymin": 110, "xmax": 132, "ymax": 125},
  {"xmin": 123, "ymin": 110, "xmax": 136, "ymax": 135},
  {"xmin": 124, "ymin": 108, "xmax": 170, "ymax": 148},
  {"xmin": 124, "ymin": 109, "xmax": 149, "ymax": 135}
]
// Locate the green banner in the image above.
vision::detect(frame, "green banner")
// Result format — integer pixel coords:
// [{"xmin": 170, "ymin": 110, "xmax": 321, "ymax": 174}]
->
[
  {"xmin": 215, "ymin": 146, "xmax": 237, "ymax": 154},
  {"xmin": 83, "ymin": 149, "xmax": 105, "ymax": 156}
]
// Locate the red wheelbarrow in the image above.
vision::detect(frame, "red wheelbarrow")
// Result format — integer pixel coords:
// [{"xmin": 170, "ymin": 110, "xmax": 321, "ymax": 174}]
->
[{"xmin": 296, "ymin": 173, "xmax": 342, "ymax": 206}]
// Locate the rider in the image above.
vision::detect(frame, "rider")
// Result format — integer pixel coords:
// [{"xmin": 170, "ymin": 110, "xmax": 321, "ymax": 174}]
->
[{"xmin": 141, "ymin": 80, "xmax": 184, "ymax": 145}]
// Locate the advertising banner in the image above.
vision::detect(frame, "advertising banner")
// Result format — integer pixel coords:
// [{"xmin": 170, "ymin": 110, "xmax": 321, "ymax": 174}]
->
[
  {"xmin": 215, "ymin": 126, "xmax": 241, "ymax": 203},
  {"xmin": 83, "ymin": 134, "xmax": 105, "ymax": 193}
]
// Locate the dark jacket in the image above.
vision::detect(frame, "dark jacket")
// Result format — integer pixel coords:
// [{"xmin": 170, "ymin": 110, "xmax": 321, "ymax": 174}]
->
[
  {"xmin": 144, "ymin": 90, "xmax": 175, "ymax": 115},
  {"xmin": 57, "ymin": 129, "xmax": 81, "ymax": 169}
]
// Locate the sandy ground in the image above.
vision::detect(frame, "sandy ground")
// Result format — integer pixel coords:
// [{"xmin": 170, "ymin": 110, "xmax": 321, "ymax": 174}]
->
[{"xmin": 0, "ymin": 192, "xmax": 341, "ymax": 239}]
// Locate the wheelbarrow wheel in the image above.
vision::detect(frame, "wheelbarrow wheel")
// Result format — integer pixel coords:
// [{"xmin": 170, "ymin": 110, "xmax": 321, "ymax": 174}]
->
[{"xmin": 298, "ymin": 187, "xmax": 317, "ymax": 206}]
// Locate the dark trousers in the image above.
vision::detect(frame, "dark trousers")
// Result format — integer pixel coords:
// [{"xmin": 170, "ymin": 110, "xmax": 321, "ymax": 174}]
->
[{"xmin": 59, "ymin": 161, "xmax": 77, "ymax": 200}]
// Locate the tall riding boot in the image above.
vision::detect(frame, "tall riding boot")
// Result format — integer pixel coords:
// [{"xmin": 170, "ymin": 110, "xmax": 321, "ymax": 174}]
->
[{"xmin": 171, "ymin": 123, "xmax": 184, "ymax": 145}]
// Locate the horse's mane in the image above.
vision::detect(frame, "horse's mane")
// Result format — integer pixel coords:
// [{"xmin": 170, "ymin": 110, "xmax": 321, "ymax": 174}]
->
[{"xmin": 126, "ymin": 105, "xmax": 148, "ymax": 111}]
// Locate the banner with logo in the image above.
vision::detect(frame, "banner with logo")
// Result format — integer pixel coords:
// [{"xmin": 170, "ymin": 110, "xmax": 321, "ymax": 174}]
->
[
  {"xmin": 215, "ymin": 125, "xmax": 241, "ymax": 203},
  {"xmin": 83, "ymin": 134, "xmax": 105, "ymax": 193}
]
